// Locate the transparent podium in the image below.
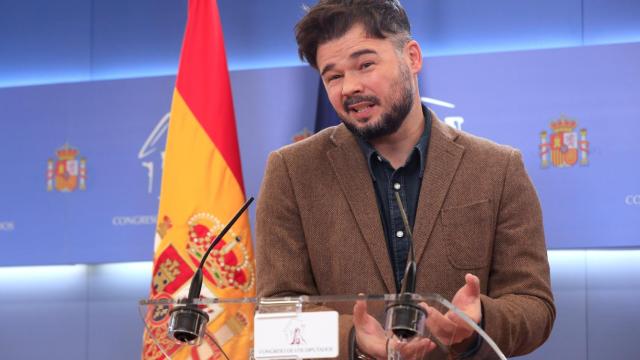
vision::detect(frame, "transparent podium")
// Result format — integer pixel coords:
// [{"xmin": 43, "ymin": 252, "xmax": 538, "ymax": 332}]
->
[{"xmin": 140, "ymin": 294, "xmax": 506, "ymax": 360}]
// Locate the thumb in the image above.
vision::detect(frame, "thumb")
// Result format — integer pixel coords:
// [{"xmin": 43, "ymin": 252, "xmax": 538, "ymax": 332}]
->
[
  {"xmin": 449, "ymin": 273, "xmax": 482, "ymax": 324},
  {"xmin": 353, "ymin": 297, "xmax": 368, "ymax": 327},
  {"xmin": 464, "ymin": 273, "xmax": 480, "ymax": 298}
]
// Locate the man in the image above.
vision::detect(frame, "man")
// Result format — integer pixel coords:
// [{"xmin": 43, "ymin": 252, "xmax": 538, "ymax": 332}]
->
[{"xmin": 256, "ymin": 1, "xmax": 555, "ymax": 359}]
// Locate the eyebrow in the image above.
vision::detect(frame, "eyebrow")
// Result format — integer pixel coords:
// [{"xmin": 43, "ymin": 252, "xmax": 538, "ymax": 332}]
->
[{"xmin": 320, "ymin": 48, "xmax": 379, "ymax": 76}]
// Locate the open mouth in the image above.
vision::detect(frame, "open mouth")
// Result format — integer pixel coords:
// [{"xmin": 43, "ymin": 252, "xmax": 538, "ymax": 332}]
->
[{"xmin": 348, "ymin": 102, "xmax": 376, "ymax": 114}]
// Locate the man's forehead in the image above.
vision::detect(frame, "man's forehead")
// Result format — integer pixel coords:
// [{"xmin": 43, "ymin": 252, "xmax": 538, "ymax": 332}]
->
[
  {"xmin": 320, "ymin": 48, "xmax": 380, "ymax": 76},
  {"xmin": 316, "ymin": 25, "xmax": 390, "ymax": 71}
]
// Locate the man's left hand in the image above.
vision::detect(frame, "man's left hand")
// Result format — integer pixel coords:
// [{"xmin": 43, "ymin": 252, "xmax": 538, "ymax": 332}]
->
[{"xmin": 422, "ymin": 273, "xmax": 482, "ymax": 347}]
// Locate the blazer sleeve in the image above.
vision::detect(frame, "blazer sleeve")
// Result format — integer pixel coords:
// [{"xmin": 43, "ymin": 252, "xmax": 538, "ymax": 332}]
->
[
  {"xmin": 255, "ymin": 150, "xmax": 318, "ymax": 298},
  {"xmin": 256, "ymin": 151, "xmax": 356, "ymax": 360},
  {"xmin": 479, "ymin": 149, "xmax": 556, "ymax": 357}
]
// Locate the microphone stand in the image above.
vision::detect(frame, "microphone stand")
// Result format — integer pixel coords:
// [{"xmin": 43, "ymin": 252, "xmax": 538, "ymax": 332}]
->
[
  {"xmin": 384, "ymin": 192, "xmax": 427, "ymax": 340},
  {"xmin": 167, "ymin": 197, "xmax": 254, "ymax": 350}
]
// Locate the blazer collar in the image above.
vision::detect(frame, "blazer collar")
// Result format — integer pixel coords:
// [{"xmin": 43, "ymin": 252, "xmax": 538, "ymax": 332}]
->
[
  {"xmin": 412, "ymin": 112, "xmax": 464, "ymax": 267},
  {"xmin": 326, "ymin": 110, "xmax": 464, "ymax": 293}
]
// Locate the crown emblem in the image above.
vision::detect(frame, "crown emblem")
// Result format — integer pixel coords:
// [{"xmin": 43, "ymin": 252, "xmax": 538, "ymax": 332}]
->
[
  {"xmin": 549, "ymin": 118, "xmax": 577, "ymax": 133},
  {"xmin": 186, "ymin": 212, "xmax": 255, "ymax": 293},
  {"xmin": 56, "ymin": 144, "xmax": 79, "ymax": 160}
]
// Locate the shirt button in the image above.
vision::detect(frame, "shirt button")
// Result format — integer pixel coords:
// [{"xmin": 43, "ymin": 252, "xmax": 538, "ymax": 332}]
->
[
  {"xmin": 377, "ymin": 155, "xmax": 383, "ymax": 162},
  {"xmin": 393, "ymin": 183, "xmax": 401, "ymax": 190},
  {"xmin": 396, "ymin": 230, "xmax": 404, "ymax": 238}
]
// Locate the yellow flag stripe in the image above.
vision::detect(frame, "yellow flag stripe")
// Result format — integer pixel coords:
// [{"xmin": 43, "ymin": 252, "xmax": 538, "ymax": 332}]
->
[{"xmin": 155, "ymin": 90, "xmax": 253, "ymax": 288}]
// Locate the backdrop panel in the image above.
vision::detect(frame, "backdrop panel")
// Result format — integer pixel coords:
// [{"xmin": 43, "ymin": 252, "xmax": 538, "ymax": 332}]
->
[
  {"xmin": 422, "ymin": 42, "xmax": 640, "ymax": 248},
  {"xmin": 0, "ymin": 42, "xmax": 638, "ymax": 266}
]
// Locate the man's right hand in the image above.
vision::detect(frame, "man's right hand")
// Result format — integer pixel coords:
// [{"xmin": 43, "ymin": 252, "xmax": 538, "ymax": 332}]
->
[
  {"xmin": 353, "ymin": 299, "xmax": 388, "ymax": 359},
  {"xmin": 353, "ymin": 299, "xmax": 436, "ymax": 360}
]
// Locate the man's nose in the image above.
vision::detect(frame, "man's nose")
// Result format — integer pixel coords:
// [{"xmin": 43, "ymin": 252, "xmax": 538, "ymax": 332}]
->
[{"xmin": 341, "ymin": 72, "xmax": 363, "ymax": 97}]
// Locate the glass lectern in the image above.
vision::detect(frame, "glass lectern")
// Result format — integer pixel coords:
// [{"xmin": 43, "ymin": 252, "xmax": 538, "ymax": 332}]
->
[{"xmin": 140, "ymin": 293, "xmax": 506, "ymax": 360}]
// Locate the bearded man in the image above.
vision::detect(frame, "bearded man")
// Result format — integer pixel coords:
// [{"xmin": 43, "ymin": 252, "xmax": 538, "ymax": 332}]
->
[{"xmin": 256, "ymin": 1, "xmax": 555, "ymax": 359}]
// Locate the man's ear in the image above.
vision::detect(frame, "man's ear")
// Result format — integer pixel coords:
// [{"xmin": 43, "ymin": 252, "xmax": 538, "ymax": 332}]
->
[{"xmin": 405, "ymin": 40, "xmax": 423, "ymax": 74}]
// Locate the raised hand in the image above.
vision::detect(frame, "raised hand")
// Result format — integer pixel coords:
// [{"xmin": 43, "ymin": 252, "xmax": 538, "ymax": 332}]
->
[
  {"xmin": 422, "ymin": 273, "xmax": 482, "ymax": 349},
  {"xmin": 353, "ymin": 298, "xmax": 388, "ymax": 359}
]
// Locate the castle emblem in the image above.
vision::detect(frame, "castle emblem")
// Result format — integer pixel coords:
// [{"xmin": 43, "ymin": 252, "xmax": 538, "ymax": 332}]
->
[
  {"xmin": 47, "ymin": 143, "xmax": 87, "ymax": 192},
  {"xmin": 539, "ymin": 118, "xmax": 589, "ymax": 168},
  {"xmin": 151, "ymin": 245, "xmax": 194, "ymax": 296}
]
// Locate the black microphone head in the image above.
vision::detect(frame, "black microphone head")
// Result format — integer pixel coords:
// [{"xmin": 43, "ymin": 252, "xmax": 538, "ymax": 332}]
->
[
  {"xmin": 168, "ymin": 305, "xmax": 210, "ymax": 344},
  {"xmin": 385, "ymin": 294, "xmax": 427, "ymax": 340}
]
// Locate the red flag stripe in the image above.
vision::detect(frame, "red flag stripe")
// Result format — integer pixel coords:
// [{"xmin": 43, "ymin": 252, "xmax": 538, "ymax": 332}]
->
[{"xmin": 175, "ymin": 0, "xmax": 244, "ymax": 191}]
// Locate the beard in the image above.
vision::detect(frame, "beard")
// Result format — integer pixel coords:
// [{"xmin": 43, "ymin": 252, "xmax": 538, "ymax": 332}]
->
[{"xmin": 340, "ymin": 64, "xmax": 414, "ymax": 140}]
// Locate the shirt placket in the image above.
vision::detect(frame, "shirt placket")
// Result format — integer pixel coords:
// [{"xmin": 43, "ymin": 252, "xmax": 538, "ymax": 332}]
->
[{"xmin": 388, "ymin": 169, "xmax": 410, "ymax": 287}]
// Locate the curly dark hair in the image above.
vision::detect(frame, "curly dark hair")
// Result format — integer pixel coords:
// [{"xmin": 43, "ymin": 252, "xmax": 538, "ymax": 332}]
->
[{"xmin": 295, "ymin": 0, "xmax": 412, "ymax": 69}]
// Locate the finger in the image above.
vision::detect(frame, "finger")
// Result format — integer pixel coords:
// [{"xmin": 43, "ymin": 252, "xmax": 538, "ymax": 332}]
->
[
  {"xmin": 464, "ymin": 273, "xmax": 481, "ymax": 298},
  {"xmin": 455, "ymin": 274, "xmax": 480, "ymax": 303},
  {"xmin": 418, "ymin": 302, "xmax": 439, "ymax": 315},
  {"xmin": 353, "ymin": 303, "xmax": 387, "ymax": 358},
  {"xmin": 446, "ymin": 307, "xmax": 477, "ymax": 328},
  {"xmin": 450, "ymin": 275, "xmax": 481, "ymax": 317},
  {"xmin": 448, "ymin": 275, "xmax": 481, "ymax": 325},
  {"xmin": 395, "ymin": 337, "xmax": 435, "ymax": 360},
  {"xmin": 353, "ymin": 294, "xmax": 368, "ymax": 327},
  {"xmin": 422, "ymin": 304, "xmax": 458, "ymax": 343}
]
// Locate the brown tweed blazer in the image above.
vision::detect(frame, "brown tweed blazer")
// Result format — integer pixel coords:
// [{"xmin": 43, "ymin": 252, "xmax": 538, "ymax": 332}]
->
[{"xmin": 256, "ymin": 112, "xmax": 555, "ymax": 358}]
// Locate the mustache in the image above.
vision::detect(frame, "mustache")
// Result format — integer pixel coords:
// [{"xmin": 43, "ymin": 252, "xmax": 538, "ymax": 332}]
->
[{"xmin": 342, "ymin": 95, "xmax": 380, "ymax": 112}]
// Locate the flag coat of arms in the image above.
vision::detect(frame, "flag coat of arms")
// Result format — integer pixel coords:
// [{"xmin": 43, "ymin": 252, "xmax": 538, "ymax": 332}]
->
[
  {"xmin": 47, "ymin": 143, "xmax": 87, "ymax": 192},
  {"xmin": 539, "ymin": 118, "xmax": 589, "ymax": 168},
  {"xmin": 142, "ymin": 0, "xmax": 255, "ymax": 359}
]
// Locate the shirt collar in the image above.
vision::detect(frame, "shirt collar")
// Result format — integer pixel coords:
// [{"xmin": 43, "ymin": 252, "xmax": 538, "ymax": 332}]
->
[{"xmin": 356, "ymin": 105, "xmax": 432, "ymax": 179}]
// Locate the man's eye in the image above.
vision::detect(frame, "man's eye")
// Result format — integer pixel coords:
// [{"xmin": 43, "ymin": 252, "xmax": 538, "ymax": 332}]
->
[
  {"xmin": 361, "ymin": 62, "xmax": 374, "ymax": 69},
  {"xmin": 327, "ymin": 74, "xmax": 342, "ymax": 82}
]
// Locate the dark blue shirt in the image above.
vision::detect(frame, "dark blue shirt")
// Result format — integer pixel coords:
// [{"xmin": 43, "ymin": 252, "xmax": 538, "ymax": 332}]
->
[
  {"xmin": 356, "ymin": 107, "xmax": 432, "ymax": 290},
  {"xmin": 355, "ymin": 108, "xmax": 483, "ymax": 356}
]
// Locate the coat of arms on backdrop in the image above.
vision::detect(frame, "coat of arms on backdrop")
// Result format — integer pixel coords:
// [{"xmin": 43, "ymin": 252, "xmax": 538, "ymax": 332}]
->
[
  {"xmin": 47, "ymin": 143, "xmax": 87, "ymax": 192},
  {"xmin": 539, "ymin": 117, "xmax": 589, "ymax": 168}
]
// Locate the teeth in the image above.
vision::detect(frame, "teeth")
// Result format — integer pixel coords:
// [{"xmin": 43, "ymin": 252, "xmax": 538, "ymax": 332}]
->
[{"xmin": 352, "ymin": 104, "xmax": 373, "ymax": 113}]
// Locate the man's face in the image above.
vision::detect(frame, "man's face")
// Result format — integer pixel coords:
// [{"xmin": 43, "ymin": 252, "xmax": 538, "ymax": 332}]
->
[{"xmin": 316, "ymin": 24, "xmax": 414, "ymax": 140}]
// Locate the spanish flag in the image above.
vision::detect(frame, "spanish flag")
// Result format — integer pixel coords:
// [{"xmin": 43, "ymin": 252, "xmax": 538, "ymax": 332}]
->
[{"xmin": 142, "ymin": 0, "xmax": 254, "ymax": 359}]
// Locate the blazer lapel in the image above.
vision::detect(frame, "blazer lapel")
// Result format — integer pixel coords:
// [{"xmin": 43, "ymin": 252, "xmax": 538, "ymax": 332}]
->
[
  {"xmin": 326, "ymin": 125, "xmax": 396, "ymax": 293},
  {"xmin": 413, "ymin": 114, "xmax": 465, "ymax": 264}
]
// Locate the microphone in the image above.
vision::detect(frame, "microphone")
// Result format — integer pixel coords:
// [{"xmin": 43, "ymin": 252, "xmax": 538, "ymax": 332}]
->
[
  {"xmin": 168, "ymin": 197, "xmax": 254, "ymax": 345},
  {"xmin": 384, "ymin": 191, "xmax": 427, "ymax": 340}
]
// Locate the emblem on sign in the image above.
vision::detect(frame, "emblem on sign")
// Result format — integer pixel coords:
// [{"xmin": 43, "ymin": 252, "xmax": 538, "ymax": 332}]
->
[
  {"xmin": 47, "ymin": 143, "xmax": 87, "ymax": 192},
  {"xmin": 539, "ymin": 118, "xmax": 589, "ymax": 168},
  {"xmin": 286, "ymin": 319, "xmax": 307, "ymax": 345}
]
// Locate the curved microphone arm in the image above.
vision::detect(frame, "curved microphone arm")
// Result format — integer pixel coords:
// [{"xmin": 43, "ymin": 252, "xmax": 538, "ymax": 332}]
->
[{"xmin": 167, "ymin": 197, "xmax": 254, "ymax": 349}]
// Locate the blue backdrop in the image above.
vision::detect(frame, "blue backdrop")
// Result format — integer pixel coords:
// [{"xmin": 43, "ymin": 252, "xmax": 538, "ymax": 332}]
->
[
  {"xmin": 421, "ymin": 42, "xmax": 640, "ymax": 249},
  {"xmin": 1, "ymin": 42, "xmax": 638, "ymax": 266}
]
